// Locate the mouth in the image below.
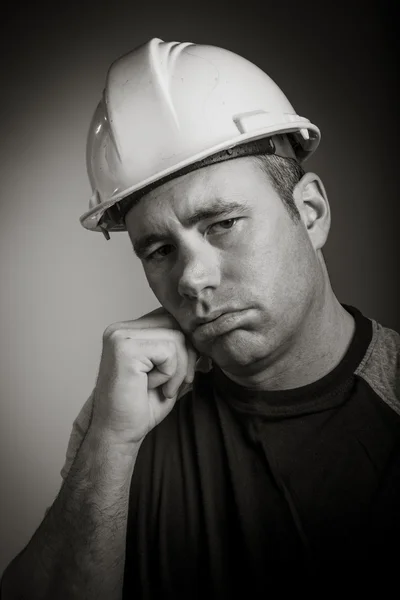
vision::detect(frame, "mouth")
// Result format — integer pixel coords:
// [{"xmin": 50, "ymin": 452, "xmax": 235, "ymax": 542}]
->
[
  {"xmin": 193, "ymin": 310, "xmax": 248, "ymax": 341},
  {"xmin": 192, "ymin": 311, "xmax": 225, "ymax": 329}
]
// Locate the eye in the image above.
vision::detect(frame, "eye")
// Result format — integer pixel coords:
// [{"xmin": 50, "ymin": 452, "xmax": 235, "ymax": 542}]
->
[
  {"xmin": 208, "ymin": 218, "xmax": 239, "ymax": 233},
  {"xmin": 144, "ymin": 218, "xmax": 241, "ymax": 262},
  {"xmin": 146, "ymin": 244, "xmax": 174, "ymax": 261}
]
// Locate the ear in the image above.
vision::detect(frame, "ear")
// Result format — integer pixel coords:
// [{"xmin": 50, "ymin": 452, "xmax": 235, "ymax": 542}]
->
[{"xmin": 292, "ymin": 172, "xmax": 331, "ymax": 250}]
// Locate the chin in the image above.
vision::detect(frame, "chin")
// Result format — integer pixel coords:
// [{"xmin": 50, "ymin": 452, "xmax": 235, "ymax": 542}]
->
[{"xmin": 207, "ymin": 329, "xmax": 272, "ymax": 370}]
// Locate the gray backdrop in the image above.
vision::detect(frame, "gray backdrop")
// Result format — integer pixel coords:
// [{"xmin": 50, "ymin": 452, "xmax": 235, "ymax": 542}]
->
[{"xmin": 0, "ymin": 0, "xmax": 397, "ymax": 574}]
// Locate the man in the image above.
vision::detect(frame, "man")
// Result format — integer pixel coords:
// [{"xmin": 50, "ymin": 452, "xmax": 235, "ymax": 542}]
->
[{"xmin": 2, "ymin": 38, "xmax": 400, "ymax": 598}]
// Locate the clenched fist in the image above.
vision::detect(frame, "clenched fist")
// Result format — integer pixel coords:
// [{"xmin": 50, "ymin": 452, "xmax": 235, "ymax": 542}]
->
[{"xmin": 91, "ymin": 307, "xmax": 198, "ymax": 445}]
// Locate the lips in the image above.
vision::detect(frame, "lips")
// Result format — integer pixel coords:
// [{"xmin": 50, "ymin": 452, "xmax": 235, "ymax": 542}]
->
[
  {"xmin": 192, "ymin": 311, "xmax": 225, "ymax": 329},
  {"xmin": 193, "ymin": 310, "xmax": 248, "ymax": 341}
]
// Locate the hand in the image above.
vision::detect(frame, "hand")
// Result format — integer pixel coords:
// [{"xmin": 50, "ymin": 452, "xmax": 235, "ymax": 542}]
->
[{"xmin": 91, "ymin": 307, "xmax": 198, "ymax": 445}]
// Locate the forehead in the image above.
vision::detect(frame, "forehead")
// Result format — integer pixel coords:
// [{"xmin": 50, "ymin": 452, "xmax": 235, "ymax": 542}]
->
[{"xmin": 125, "ymin": 157, "xmax": 278, "ymax": 236}]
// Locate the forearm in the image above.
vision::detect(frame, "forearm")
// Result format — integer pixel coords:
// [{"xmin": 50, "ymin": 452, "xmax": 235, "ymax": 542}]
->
[{"xmin": 2, "ymin": 427, "xmax": 141, "ymax": 600}]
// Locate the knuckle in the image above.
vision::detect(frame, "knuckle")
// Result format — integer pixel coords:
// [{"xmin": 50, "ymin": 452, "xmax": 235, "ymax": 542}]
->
[
  {"xmin": 122, "ymin": 337, "xmax": 174, "ymax": 359},
  {"xmin": 170, "ymin": 328, "xmax": 186, "ymax": 345},
  {"xmin": 102, "ymin": 322, "xmax": 186, "ymax": 361},
  {"xmin": 156, "ymin": 339, "xmax": 176, "ymax": 361},
  {"xmin": 163, "ymin": 338, "xmax": 180, "ymax": 360},
  {"xmin": 103, "ymin": 324, "xmax": 132, "ymax": 348},
  {"xmin": 102, "ymin": 322, "xmax": 119, "ymax": 342}
]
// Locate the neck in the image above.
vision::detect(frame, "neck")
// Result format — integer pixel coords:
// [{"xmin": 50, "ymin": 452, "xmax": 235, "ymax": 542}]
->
[{"xmin": 221, "ymin": 279, "xmax": 355, "ymax": 392}]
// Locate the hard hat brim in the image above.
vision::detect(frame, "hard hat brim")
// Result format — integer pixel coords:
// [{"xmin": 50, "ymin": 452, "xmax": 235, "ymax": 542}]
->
[{"xmin": 80, "ymin": 122, "xmax": 320, "ymax": 233}]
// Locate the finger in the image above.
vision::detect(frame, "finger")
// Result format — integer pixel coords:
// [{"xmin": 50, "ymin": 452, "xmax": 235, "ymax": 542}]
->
[
  {"xmin": 184, "ymin": 341, "xmax": 198, "ymax": 384},
  {"xmin": 115, "ymin": 330, "xmax": 189, "ymax": 400},
  {"xmin": 161, "ymin": 333, "xmax": 189, "ymax": 399},
  {"xmin": 131, "ymin": 337, "xmax": 184, "ymax": 400},
  {"xmin": 142, "ymin": 340, "xmax": 180, "ymax": 399},
  {"xmin": 113, "ymin": 308, "xmax": 178, "ymax": 332},
  {"xmin": 147, "ymin": 353, "xmax": 178, "ymax": 390}
]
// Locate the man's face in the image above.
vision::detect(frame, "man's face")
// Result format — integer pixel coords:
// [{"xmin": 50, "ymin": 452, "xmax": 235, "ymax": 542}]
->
[{"xmin": 126, "ymin": 157, "xmax": 321, "ymax": 375}]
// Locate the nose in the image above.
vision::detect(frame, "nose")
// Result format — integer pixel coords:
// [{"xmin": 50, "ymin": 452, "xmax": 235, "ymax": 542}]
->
[{"xmin": 177, "ymin": 242, "xmax": 221, "ymax": 299}]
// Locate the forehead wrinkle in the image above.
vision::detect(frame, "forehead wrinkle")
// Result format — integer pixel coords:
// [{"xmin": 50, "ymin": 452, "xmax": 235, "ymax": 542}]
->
[{"xmin": 127, "ymin": 157, "xmax": 255, "ymax": 230}]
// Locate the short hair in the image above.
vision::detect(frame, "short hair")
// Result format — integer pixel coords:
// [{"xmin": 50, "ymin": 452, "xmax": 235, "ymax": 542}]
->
[
  {"xmin": 252, "ymin": 154, "xmax": 305, "ymax": 221},
  {"xmin": 119, "ymin": 150, "xmax": 305, "ymax": 229}
]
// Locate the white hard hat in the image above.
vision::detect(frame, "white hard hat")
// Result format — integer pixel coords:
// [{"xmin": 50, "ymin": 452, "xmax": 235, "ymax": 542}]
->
[{"xmin": 80, "ymin": 38, "xmax": 320, "ymax": 237}]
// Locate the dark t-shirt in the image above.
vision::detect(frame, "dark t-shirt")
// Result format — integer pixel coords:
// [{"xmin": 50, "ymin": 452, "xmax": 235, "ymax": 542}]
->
[{"xmin": 123, "ymin": 306, "xmax": 400, "ymax": 596}]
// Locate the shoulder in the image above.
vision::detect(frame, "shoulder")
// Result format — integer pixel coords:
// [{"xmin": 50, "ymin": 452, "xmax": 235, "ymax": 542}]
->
[{"xmin": 355, "ymin": 318, "xmax": 400, "ymax": 413}]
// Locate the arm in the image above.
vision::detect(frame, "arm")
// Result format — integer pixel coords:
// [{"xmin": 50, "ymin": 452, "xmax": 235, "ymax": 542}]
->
[
  {"xmin": 2, "ymin": 425, "xmax": 141, "ymax": 600},
  {"xmin": 1, "ymin": 307, "xmax": 198, "ymax": 600}
]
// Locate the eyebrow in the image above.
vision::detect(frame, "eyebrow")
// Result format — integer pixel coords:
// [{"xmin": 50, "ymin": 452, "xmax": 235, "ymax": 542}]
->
[{"xmin": 132, "ymin": 199, "xmax": 249, "ymax": 258}]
